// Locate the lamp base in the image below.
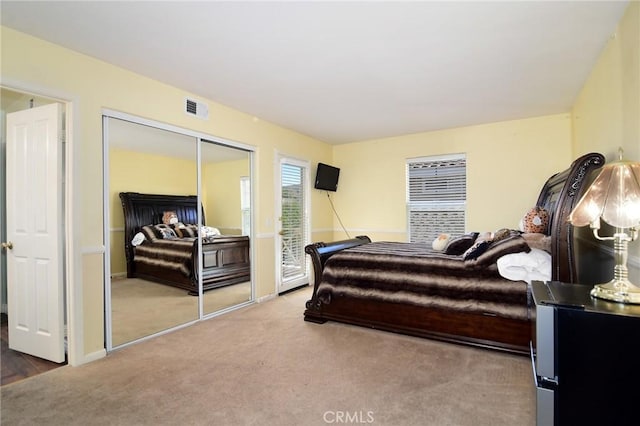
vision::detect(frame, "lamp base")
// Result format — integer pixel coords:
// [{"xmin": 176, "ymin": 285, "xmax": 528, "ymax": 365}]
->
[{"xmin": 590, "ymin": 280, "xmax": 640, "ymax": 304}]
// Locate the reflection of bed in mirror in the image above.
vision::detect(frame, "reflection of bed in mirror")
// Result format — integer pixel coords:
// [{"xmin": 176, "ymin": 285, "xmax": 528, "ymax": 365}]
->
[{"xmin": 119, "ymin": 192, "xmax": 250, "ymax": 295}]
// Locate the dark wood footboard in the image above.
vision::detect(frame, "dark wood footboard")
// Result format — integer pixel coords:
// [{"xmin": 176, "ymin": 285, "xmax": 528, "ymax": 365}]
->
[
  {"xmin": 199, "ymin": 236, "xmax": 250, "ymax": 293},
  {"xmin": 303, "ymin": 235, "xmax": 530, "ymax": 354},
  {"xmin": 309, "ymin": 296, "xmax": 531, "ymax": 354},
  {"xmin": 304, "ymin": 235, "xmax": 371, "ymax": 316}
]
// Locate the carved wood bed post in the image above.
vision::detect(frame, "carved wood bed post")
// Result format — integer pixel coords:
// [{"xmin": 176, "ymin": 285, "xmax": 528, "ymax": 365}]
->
[
  {"xmin": 305, "ymin": 236, "xmax": 371, "ymax": 318},
  {"xmin": 537, "ymin": 152, "xmax": 604, "ymax": 283}
]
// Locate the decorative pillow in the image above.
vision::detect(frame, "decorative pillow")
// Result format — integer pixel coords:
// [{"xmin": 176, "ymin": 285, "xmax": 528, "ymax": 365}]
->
[
  {"xmin": 462, "ymin": 232, "xmax": 493, "ymax": 260},
  {"xmin": 520, "ymin": 207, "xmax": 550, "ymax": 234},
  {"xmin": 493, "ymin": 228, "xmax": 516, "ymax": 243},
  {"xmin": 162, "ymin": 211, "xmax": 179, "ymax": 225},
  {"xmin": 159, "ymin": 228, "xmax": 177, "ymax": 239},
  {"xmin": 179, "ymin": 224, "xmax": 199, "ymax": 238},
  {"xmin": 201, "ymin": 226, "xmax": 221, "ymax": 238},
  {"xmin": 470, "ymin": 234, "xmax": 532, "ymax": 266},
  {"xmin": 140, "ymin": 225, "xmax": 161, "ymax": 242},
  {"xmin": 445, "ymin": 232, "xmax": 479, "ymax": 255},
  {"xmin": 522, "ymin": 233, "xmax": 552, "ymax": 253},
  {"xmin": 153, "ymin": 224, "xmax": 178, "ymax": 239},
  {"xmin": 169, "ymin": 222, "xmax": 187, "ymax": 238},
  {"xmin": 432, "ymin": 233, "xmax": 451, "ymax": 251},
  {"xmin": 462, "ymin": 239, "xmax": 491, "ymax": 260}
]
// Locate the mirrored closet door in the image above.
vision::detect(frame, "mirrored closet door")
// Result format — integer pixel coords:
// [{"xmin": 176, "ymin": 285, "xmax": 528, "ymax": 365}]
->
[
  {"xmin": 200, "ymin": 140, "xmax": 252, "ymax": 317},
  {"xmin": 106, "ymin": 117, "xmax": 253, "ymax": 348}
]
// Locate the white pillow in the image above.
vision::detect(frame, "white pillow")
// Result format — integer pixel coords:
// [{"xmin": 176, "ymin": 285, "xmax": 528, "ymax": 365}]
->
[
  {"xmin": 131, "ymin": 232, "xmax": 145, "ymax": 246},
  {"xmin": 201, "ymin": 226, "xmax": 221, "ymax": 237},
  {"xmin": 497, "ymin": 248, "xmax": 551, "ymax": 284},
  {"xmin": 432, "ymin": 233, "xmax": 450, "ymax": 251}
]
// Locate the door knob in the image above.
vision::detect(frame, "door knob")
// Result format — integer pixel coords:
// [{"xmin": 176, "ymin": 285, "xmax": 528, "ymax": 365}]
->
[{"xmin": 1, "ymin": 241, "xmax": 13, "ymax": 250}]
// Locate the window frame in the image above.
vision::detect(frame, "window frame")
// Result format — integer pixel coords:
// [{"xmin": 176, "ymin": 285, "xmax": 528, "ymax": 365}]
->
[{"xmin": 406, "ymin": 153, "xmax": 467, "ymax": 243}]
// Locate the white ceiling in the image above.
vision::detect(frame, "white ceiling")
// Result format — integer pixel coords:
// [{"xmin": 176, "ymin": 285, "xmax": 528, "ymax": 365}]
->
[{"xmin": 1, "ymin": 1, "xmax": 629, "ymax": 144}]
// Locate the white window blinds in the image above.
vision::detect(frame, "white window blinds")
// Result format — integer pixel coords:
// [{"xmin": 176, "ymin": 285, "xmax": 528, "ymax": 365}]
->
[
  {"xmin": 407, "ymin": 154, "xmax": 466, "ymax": 243},
  {"xmin": 281, "ymin": 163, "xmax": 307, "ymax": 280}
]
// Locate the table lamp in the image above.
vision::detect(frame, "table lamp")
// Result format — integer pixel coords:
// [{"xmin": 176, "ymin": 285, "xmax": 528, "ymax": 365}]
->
[{"xmin": 568, "ymin": 151, "xmax": 640, "ymax": 304}]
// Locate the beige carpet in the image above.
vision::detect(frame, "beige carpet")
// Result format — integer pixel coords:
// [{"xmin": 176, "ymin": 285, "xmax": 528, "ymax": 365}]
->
[
  {"xmin": 0, "ymin": 286, "xmax": 535, "ymax": 426},
  {"xmin": 111, "ymin": 278, "xmax": 251, "ymax": 346}
]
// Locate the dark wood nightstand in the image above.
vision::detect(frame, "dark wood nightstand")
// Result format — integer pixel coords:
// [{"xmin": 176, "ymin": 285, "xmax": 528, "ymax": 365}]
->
[{"xmin": 530, "ymin": 281, "xmax": 640, "ymax": 426}]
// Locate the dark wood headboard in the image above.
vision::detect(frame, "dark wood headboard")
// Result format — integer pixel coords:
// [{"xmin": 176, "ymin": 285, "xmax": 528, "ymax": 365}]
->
[
  {"xmin": 534, "ymin": 152, "xmax": 604, "ymax": 283},
  {"xmin": 119, "ymin": 192, "xmax": 205, "ymax": 278}
]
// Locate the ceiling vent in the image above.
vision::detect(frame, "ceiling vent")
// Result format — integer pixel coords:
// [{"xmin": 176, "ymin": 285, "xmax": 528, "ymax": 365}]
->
[{"xmin": 185, "ymin": 98, "xmax": 209, "ymax": 120}]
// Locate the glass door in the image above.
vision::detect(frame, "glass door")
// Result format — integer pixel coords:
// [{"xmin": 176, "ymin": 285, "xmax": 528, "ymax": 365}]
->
[{"xmin": 276, "ymin": 157, "xmax": 310, "ymax": 293}]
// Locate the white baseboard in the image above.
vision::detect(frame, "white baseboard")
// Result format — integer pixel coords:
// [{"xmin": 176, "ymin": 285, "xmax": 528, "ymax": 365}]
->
[
  {"xmin": 78, "ymin": 348, "xmax": 107, "ymax": 365},
  {"xmin": 256, "ymin": 293, "xmax": 276, "ymax": 303},
  {"xmin": 1, "ymin": 303, "xmax": 6, "ymax": 314}
]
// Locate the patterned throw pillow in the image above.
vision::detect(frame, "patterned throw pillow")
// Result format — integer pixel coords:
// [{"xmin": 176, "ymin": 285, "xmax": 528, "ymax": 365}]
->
[
  {"xmin": 462, "ymin": 232, "xmax": 494, "ymax": 260},
  {"xmin": 445, "ymin": 232, "xmax": 479, "ymax": 255},
  {"xmin": 152, "ymin": 224, "xmax": 177, "ymax": 239},
  {"xmin": 462, "ymin": 239, "xmax": 491, "ymax": 260},
  {"xmin": 520, "ymin": 207, "xmax": 550, "ymax": 234},
  {"xmin": 140, "ymin": 225, "xmax": 160, "ymax": 242},
  {"xmin": 493, "ymin": 228, "xmax": 512, "ymax": 243},
  {"xmin": 472, "ymin": 234, "xmax": 531, "ymax": 266},
  {"xmin": 179, "ymin": 224, "xmax": 199, "ymax": 238},
  {"xmin": 170, "ymin": 223, "xmax": 185, "ymax": 238}
]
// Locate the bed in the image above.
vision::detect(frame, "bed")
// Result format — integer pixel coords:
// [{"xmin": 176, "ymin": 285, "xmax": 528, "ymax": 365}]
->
[
  {"xmin": 304, "ymin": 152, "xmax": 605, "ymax": 354},
  {"xmin": 119, "ymin": 192, "xmax": 250, "ymax": 295}
]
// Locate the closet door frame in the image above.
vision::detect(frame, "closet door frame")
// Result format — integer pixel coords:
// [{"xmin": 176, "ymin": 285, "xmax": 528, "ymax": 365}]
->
[{"xmin": 102, "ymin": 109, "xmax": 255, "ymax": 351}]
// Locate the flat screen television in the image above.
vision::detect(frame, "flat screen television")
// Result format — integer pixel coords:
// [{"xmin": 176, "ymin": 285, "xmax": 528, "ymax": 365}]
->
[{"xmin": 314, "ymin": 162, "xmax": 340, "ymax": 192}]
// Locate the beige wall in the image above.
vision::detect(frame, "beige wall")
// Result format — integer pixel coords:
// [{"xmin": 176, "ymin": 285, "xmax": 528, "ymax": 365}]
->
[
  {"xmin": 333, "ymin": 114, "xmax": 572, "ymax": 242},
  {"xmin": 571, "ymin": 1, "xmax": 640, "ymax": 282},
  {"xmin": 1, "ymin": 26, "xmax": 333, "ymax": 362},
  {"xmin": 203, "ymin": 158, "xmax": 249, "ymax": 234}
]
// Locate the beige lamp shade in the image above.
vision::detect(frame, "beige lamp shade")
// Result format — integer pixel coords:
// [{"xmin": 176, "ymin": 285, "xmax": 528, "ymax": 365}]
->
[{"xmin": 569, "ymin": 160, "xmax": 640, "ymax": 229}]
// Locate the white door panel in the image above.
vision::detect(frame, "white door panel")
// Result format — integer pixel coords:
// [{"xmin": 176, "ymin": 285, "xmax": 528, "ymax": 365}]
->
[{"xmin": 5, "ymin": 103, "xmax": 65, "ymax": 363}]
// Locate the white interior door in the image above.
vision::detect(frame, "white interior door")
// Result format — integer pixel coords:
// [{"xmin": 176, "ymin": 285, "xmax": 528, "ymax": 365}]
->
[
  {"xmin": 5, "ymin": 103, "xmax": 65, "ymax": 363},
  {"xmin": 276, "ymin": 157, "xmax": 310, "ymax": 293}
]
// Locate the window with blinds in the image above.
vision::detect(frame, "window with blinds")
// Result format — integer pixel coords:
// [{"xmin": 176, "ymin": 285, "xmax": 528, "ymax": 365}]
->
[
  {"xmin": 406, "ymin": 154, "xmax": 466, "ymax": 243},
  {"xmin": 281, "ymin": 163, "xmax": 307, "ymax": 280}
]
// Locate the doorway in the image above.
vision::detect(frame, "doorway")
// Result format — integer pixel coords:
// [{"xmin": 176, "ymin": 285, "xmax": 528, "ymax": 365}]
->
[
  {"xmin": 276, "ymin": 156, "xmax": 311, "ymax": 294},
  {"xmin": 1, "ymin": 88, "xmax": 68, "ymax": 383}
]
